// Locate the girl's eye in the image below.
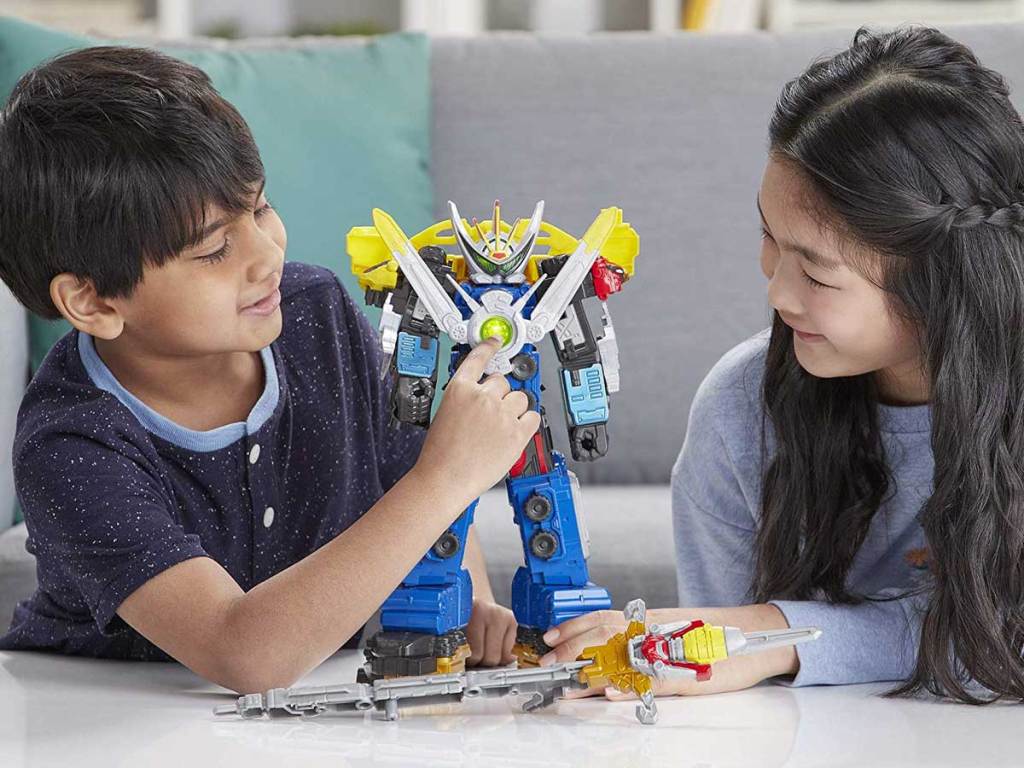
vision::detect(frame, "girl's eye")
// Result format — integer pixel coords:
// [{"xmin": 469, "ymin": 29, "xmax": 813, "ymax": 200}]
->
[
  {"xmin": 760, "ymin": 226, "xmax": 772, "ymax": 241},
  {"xmin": 802, "ymin": 271, "xmax": 832, "ymax": 290},
  {"xmin": 199, "ymin": 237, "xmax": 231, "ymax": 265},
  {"xmin": 254, "ymin": 199, "xmax": 274, "ymax": 219}
]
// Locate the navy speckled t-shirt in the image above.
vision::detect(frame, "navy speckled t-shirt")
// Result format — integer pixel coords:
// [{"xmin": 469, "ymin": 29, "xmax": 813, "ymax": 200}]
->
[{"xmin": 0, "ymin": 261, "xmax": 425, "ymax": 660}]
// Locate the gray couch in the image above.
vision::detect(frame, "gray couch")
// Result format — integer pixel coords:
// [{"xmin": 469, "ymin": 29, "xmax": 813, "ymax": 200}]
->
[{"xmin": 3, "ymin": 23, "xmax": 1024, "ymax": 627}]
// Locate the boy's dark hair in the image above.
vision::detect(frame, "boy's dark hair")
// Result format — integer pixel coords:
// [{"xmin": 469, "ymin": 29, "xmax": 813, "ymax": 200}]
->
[{"xmin": 0, "ymin": 46, "xmax": 264, "ymax": 319}]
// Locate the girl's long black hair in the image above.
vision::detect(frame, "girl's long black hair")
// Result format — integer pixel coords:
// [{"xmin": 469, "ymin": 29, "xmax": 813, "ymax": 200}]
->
[{"xmin": 757, "ymin": 26, "xmax": 1024, "ymax": 702}]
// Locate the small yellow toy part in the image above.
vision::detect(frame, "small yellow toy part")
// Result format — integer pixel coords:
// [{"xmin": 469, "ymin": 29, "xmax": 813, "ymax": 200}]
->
[
  {"xmin": 682, "ymin": 624, "xmax": 729, "ymax": 666},
  {"xmin": 346, "ymin": 205, "xmax": 639, "ymax": 293},
  {"xmin": 575, "ymin": 615, "xmax": 653, "ymax": 700}
]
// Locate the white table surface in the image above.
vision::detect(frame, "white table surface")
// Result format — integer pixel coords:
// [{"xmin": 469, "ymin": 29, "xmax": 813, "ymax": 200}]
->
[{"xmin": 1, "ymin": 649, "xmax": 1019, "ymax": 768}]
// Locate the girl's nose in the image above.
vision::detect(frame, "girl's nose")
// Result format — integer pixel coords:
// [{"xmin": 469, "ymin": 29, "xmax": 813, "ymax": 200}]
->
[
  {"xmin": 766, "ymin": 258, "xmax": 802, "ymax": 318},
  {"xmin": 760, "ymin": 248, "xmax": 777, "ymax": 280}
]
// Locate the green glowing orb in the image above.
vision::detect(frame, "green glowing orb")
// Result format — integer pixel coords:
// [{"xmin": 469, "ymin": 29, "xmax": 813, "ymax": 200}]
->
[{"xmin": 479, "ymin": 315, "xmax": 515, "ymax": 347}]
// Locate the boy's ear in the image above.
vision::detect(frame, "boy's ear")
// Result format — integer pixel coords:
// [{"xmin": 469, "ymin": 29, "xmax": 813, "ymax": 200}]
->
[{"xmin": 49, "ymin": 273, "xmax": 125, "ymax": 340}]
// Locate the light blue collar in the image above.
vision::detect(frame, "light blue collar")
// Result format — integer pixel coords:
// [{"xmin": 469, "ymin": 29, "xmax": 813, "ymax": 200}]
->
[{"xmin": 77, "ymin": 332, "xmax": 279, "ymax": 452}]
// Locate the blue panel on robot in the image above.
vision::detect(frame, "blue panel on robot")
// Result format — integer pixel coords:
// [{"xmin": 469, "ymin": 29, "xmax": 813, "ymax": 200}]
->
[
  {"xmin": 396, "ymin": 331, "xmax": 438, "ymax": 377},
  {"xmin": 563, "ymin": 364, "xmax": 609, "ymax": 425}
]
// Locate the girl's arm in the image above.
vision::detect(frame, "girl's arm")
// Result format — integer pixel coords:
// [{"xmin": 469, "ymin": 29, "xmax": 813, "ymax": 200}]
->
[
  {"xmin": 767, "ymin": 591, "xmax": 921, "ymax": 686},
  {"xmin": 673, "ymin": 471, "xmax": 921, "ymax": 687},
  {"xmin": 544, "ymin": 342, "xmax": 922, "ymax": 694},
  {"xmin": 671, "ymin": 364, "xmax": 921, "ymax": 689},
  {"xmin": 539, "ymin": 408, "xmax": 802, "ymax": 693},
  {"xmin": 670, "ymin": 370, "xmax": 921, "ymax": 688},
  {"xmin": 543, "ymin": 425, "xmax": 919, "ymax": 693}
]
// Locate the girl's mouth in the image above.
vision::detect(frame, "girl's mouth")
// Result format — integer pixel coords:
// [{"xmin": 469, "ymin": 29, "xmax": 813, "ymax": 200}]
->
[
  {"xmin": 782, "ymin": 317, "xmax": 826, "ymax": 343},
  {"xmin": 793, "ymin": 328, "xmax": 826, "ymax": 343}
]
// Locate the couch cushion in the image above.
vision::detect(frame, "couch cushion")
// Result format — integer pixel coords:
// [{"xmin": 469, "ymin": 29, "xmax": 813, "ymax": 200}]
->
[{"xmin": 0, "ymin": 17, "xmax": 434, "ymax": 374}]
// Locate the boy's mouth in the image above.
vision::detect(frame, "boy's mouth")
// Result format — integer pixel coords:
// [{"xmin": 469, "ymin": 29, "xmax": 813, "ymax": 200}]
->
[{"xmin": 241, "ymin": 286, "xmax": 282, "ymax": 316}]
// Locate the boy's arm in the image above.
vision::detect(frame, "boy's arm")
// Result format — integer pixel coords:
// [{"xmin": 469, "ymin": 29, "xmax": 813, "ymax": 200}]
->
[
  {"xmin": 118, "ymin": 463, "xmax": 465, "ymax": 693},
  {"xmin": 118, "ymin": 338, "xmax": 539, "ymax": 693}
]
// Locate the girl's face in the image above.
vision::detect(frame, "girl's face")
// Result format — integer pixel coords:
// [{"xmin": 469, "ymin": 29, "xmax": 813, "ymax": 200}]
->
[{"xmin": 758, "ymin": 157, "xmax": 926, "ymax": 402}]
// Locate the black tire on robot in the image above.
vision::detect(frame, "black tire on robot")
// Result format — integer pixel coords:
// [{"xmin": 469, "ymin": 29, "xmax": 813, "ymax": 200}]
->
[
  {"xmin": 510, "ymin": 353, "xmax": 538, "ymax": 381},
  {"xmin": 524, "ymin": 495, "xmax": 552, "ymax": 522},
  {"xmin": 433, "ymin": 531, "xmax": 460, "ymax": 559},
  {"xmin": 530, "ymin": 531, "xmax": 558, "ymax": 559}
]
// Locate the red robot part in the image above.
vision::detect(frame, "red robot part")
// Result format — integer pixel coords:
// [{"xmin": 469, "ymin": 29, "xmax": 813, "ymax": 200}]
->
[
  {"xmin": 591, "ymin": 256, "xmax": 627, "ymax": 301},
  {"xmin": 509, "ymin": 432, "xmax": 549, "ymax": 478},
  {"xmin": 638, "ymin": 620, "xmax": 713, "ymax": 682}
]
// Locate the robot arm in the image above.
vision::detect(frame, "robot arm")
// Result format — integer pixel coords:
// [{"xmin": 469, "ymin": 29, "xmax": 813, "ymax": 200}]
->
[
  {"xmin": 364, "ymin": 245, "xmax": 453, "ymax": 429},
  {"xmin": 538, "ymin": 254, "xmax": 628, "ymax": 461}
]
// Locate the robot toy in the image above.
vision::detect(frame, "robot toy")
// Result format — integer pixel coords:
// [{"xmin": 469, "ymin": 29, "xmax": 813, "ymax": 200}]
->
[
  {"xmin": 345, "ymin": 200, "xmax": 637, "ymax": 680},
  {"xmin": 214, "ymin": 599, "xmax": 822, "ymax": 725}
]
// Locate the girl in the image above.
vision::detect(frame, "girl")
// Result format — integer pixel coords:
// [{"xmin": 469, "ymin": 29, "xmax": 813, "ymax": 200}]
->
[{"xmin": 542, "ymin": 25, "xmax": 1024, "ymax": 704}]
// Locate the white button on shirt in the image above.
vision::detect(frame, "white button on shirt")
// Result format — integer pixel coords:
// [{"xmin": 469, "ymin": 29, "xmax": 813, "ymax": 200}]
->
[
  {"xmin": 249, "ymin": 443, "xmax": 261, "ymax": 464},
  {"xmin": 263, "ymin": 507, "xmax": 275, "ymax": 528}
]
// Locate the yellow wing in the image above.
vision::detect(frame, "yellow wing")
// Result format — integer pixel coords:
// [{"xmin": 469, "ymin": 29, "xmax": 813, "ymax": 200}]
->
[{"xmin": 345, "ymin": 207, "xmax": 638, "ymax": 292}]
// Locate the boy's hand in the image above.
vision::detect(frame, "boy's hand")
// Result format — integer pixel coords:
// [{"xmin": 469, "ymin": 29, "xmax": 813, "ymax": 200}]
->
[
  {"xmin": 412, "ymin": 337, "xmax": 541, "ymax": 506},
  {"xmin": 538, "ymin": 605, "xmax": 799, "ymax": 699},
  {"xmin": 466, "ymin": 598, "xmax": 518, "ymax": 667}
]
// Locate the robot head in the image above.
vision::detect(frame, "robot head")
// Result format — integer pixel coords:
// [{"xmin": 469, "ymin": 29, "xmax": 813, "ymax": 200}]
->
[{"xmin": 448, "ymin": 199, "xmax": 545, "ymax": 283}]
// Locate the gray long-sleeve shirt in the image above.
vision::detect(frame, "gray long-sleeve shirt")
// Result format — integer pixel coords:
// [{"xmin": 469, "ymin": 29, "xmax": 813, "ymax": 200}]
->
[{"xmin": 672, "ymin": 330, "xmax": 931, "ymax": 686}]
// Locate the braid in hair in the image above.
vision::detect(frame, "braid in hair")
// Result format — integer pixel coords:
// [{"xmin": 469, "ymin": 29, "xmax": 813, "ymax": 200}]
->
[{"xmin": 923, "ymin": 199, "xmax": 1024, "ymax": 233}]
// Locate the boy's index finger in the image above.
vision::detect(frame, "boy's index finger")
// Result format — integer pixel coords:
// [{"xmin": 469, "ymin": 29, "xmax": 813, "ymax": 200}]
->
[{"xmin": 453, "ymin": 337, "xmax": 502, "ymax": 382}]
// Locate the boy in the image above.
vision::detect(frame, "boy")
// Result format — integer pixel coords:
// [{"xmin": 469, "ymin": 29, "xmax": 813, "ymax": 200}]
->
[{"xmin": 0, "ymin": 46, "xmax": 540, "ymax": 693}]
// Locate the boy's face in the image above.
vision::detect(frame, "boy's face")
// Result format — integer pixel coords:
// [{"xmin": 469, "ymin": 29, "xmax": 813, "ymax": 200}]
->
[{"xmin": 112, "ymin": 182, "xmax": 287, "ymax": 357}]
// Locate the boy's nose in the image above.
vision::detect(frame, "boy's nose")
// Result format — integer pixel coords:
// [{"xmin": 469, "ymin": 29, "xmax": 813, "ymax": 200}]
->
[
  {"xmin": 248, "ymin": 265, "xmax": 281, "ymax": 295},
  {"xmin": 246, "ymin": 239, "xmax": 284, "ymax": 285}
]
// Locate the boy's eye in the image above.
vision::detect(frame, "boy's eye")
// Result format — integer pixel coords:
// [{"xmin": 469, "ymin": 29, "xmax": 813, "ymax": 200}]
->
[
  {"xmin": 197, "ymin": 237, "xmax": 231, "ymax": 264},
  {"xmin": 193, "ymin": 199, "xmax": 271, "ymax": 264}
]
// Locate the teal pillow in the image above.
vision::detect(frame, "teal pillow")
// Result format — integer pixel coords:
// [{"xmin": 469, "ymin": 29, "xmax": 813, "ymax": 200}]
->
[
  {"xmin": 0, "ymin": 17, "xmax": 434, "ymax": 371},
  {"xmin": 0, "ymin": 18, "xmax": 434, "ymax": 526}
]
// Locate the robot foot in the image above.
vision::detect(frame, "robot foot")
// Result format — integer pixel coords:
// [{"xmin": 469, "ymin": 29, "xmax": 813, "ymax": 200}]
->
[
  {"xmin": 511, "ymin": 625, "xmax": 554, "ymax": 667},
  {"xmin": 636, "ymin": 690, "xmax": 659, "ymax": 725},
  {"xmin": 359, "ymin": 627, "xmax": 470, "ymax": 682}
]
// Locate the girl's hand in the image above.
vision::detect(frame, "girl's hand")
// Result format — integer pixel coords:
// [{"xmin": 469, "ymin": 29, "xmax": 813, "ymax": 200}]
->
[
  {"xmin": 466, "ymin": 598, "xmax": 518, "ymax": 667},
  {"xmin": 539, "ymin": 605, "xmax": 799, "ymax": 699}
]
